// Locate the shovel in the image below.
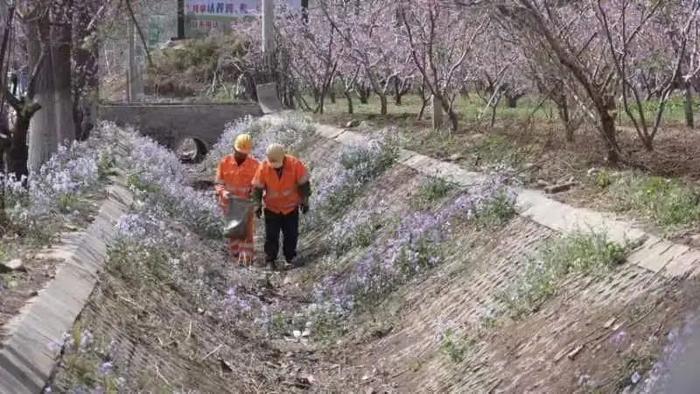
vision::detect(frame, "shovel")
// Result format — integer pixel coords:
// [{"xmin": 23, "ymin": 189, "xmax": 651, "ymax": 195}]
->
[{"xmin": 223, "ymin": 195, "xmax": 254, "ymax": 240}]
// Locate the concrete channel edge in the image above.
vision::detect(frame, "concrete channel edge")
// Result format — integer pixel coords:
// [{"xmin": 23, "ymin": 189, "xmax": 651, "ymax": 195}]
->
[{"xmin": 0, "ymin": 177, "xmax": 133, "ymax": 394}]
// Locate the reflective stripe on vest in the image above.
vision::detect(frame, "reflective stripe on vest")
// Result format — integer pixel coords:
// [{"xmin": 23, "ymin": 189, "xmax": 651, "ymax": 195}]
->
[
  {"xmin": 280, "ymin": 201, "xmax": 299, "ymax": 211},
  {"xmin": 267, "ymin": 187, "xmax": 295, "ymax": 199}
]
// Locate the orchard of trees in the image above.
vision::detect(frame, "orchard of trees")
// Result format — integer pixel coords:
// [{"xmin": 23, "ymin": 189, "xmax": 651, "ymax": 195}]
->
[
  {"xmin": 1, "ymin": 0, "xmax": 699, "ymax": 179},
  {"xmin": 265, "ymin": 0, "xmax": 700, "ymax": 164}
]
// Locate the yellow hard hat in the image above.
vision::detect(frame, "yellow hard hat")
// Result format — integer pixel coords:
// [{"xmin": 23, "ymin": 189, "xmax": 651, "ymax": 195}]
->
[
  {"xmin": 234, "ymin": 134, "xmax": 253, "ymax": 154},
  {"xmin": 266, "ymin": 143, "xmax": 286, "ymax": 169}
]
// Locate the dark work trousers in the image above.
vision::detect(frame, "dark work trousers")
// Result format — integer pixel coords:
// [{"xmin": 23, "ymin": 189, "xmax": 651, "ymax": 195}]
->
[{"xmin": 264, "ymin": 208, "xmax": 299, "ymax": 263}]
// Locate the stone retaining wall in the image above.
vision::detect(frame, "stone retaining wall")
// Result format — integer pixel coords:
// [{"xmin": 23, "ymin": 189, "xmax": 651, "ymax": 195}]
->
[{"xmin": 98, "ymin": 103, "xmax": 262, "ymax": 151}]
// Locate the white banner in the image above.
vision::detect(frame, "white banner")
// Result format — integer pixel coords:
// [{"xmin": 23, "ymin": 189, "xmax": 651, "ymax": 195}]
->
[
  {"xmin": 186, "ymin": 0, "xmax": 259, "ymax": 17},
  {"xmin": 185, "ymin": 0, "xmax": 301, "ymax": 17}
]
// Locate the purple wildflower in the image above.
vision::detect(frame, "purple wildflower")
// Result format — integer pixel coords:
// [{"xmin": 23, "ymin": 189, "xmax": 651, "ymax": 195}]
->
[
  {"xmin": 98, "ymin": 361, "xmax": 114, "ymax": 375},
  {"xmin": 312, "ymin": 173, "xmax": 514, "ymax": 311},
  {"xmin": 610, "ymin": 330, "xmax": 628, "ymax": 347},
  {"xmin": 79, "ymin": 330, "xmax": 94, "ymax": 352}
]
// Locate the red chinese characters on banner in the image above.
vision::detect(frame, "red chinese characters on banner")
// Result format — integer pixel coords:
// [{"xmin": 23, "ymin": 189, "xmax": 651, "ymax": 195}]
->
[{"xmin": 186, "ymin": 1, "xmax": 257, "ymax": 16}]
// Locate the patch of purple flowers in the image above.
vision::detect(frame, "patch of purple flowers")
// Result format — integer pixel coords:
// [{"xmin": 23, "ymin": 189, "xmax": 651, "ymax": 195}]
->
[
  {"xmin": 112, "ymin": 125, "xmax": 224, "ymax": 238},
  {"xmin": 304, "ymin": 136, "xmax": 399, "ymax": 230},
  {"xmin": 98, "ymin": 361, "xmax": 114, "ymax": 376},
  {"xmin": 314, "ymin": 177, "xmax": 515, "ymax": 311},
  {"xmin": 205, "ymin": 116, "xmax": 257, "ymax": 170},
  {"xmin": 249, "ymin": 114, "xmax": 316, "ymax": 159},
  {"xmin": 212, "ymin": 285, "xmax": 266, "ymax": 326},
  {"xmin": 3, "ymin": 123, "xmax": 120, "ymax": 232},
  {"xmin": 205, "ymin": 114, "xmax": 315, "ymax": 172}
]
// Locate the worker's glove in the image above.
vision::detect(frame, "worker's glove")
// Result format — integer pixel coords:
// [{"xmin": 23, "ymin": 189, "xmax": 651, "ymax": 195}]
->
[
  {"xmin": 255, "ymin": 206, "xmax": 263, "ymax": 219},
  {"xmin": 300, "ymin": 203, "xmax": 309, "ymax": 215}
]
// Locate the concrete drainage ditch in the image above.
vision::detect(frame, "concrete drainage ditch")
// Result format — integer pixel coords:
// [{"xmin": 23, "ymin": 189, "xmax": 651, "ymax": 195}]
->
[{"xmin": 3, "ymin": 109, "xmax": 700, "ymax": 392}]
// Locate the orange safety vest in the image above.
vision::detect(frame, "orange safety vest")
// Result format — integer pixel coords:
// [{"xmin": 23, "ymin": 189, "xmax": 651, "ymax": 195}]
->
[
  {"xmin": 216, "ymin": 154, "xmax": 259, "ymax": 264},
  {"xmin": 253, "ymin": 155, "xmax": 310, "ymax": 215},
  {"xmin": 216, "ymin": 154, "xmax": 260, "ymax": 203}
]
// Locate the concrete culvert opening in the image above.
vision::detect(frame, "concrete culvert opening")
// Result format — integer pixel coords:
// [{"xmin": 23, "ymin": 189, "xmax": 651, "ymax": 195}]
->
[{"xmin": 176, "ymin": 138, "xmax": 208, "ymax": 163}]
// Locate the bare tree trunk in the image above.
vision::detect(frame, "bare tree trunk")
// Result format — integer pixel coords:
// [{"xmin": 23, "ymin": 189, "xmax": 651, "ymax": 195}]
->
[
  {"xmin": 53, "ymin": 0, "xmax": 76, "ymax": 144},
  {"xmin": 6, "ymin": 105, "xmax": 38, "ymax": 177},
  {"xmin": 394, "ymin": 78, "xmax": 402, "ymax": 105},
  {"xmin": 685, "ymin": 82, "xmax": 694, "ymax": 129},
  {"xmin": 506, "ymin": 94, "xmax": 520, "ymax": 108},
  {"xmin": 490, "ymin": 95, "xmax": 501, "ymax": 128},
  {"xmin": 0, "ymin": 5, "xmax": 13, "ymax": 184},
  {"xmin": 317, "ymin": 86, "xmax": 326, "ymax": 114},
  {"xmin": 28, "ymin": 15, "xmax": 57, "ymax": 174},
  {"xmin": 418, "ymin": 100, "xmax": 428, "ymax": 120},
  {"xmin": 448, "ymin": 109, "xmax": 459, "ymax": 132},
  {"xmin": 357, "ymin": 84, "xmax": 369, "ymax": 104},
  {"xmin": 0, "ymin": 114, "xmax": 6, "ymax": 174},
  {"xmin": 556, "ymin": 97, "xmax": 574, "ymax": 142},
  {"xmin": 286, "ymin": 84, "xmax": 295, "ymax": 108},
  {"xmin": 344, "ymin": 90, "xmax": 353, "ymax": 114},
  {"xmin": 600, "ymin": 111, "xmax": 620, "ymax": 163},
  {"xmin": 313, "ymin": 84, "xmax": 326, "ymax": 113},
  {"xmin": 73, "ymin": 0, "xmax": 100, "ymax": 140},
  {"xmin": 439, "ymin": 96, "xmax": 458, "ymax": 132},
  {"xmin": 417, "ymin": 79, "xmax": 428, "ymax": 120},
  {"xmin": 379, "ymin": 93, "xmax": 387, "ymax": 115}
]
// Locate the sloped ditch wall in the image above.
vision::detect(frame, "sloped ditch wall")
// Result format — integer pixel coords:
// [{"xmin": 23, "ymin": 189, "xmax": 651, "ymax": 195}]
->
[
  {"xmin": 293, "ymin": 121, "xmax": 700, "ymax": 393},
  {"xmin": 0, "ymin": 177, "xmax": 133, "ymax": 394}
]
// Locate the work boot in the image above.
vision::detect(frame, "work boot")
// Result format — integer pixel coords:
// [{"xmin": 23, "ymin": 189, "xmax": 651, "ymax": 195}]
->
[
  {"xmin": 286, "ymin": 255, "xmax": 302, "ymax": 269},
  {"xmin": 238, "ymin": 252, "xmax": 253, "ymax": 267},
  {"xmin": 266, "ymin": 258, "xmax": 278, "ymax": 271}
]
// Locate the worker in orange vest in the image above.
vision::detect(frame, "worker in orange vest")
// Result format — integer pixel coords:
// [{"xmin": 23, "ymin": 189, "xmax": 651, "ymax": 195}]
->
[
  {"xmin": 215, "ymin": 134, "xmax": 260, "ymax": 265},
  {"xmin": 252, "ymin": 143, "xmax": 311, "ymax": 271}
]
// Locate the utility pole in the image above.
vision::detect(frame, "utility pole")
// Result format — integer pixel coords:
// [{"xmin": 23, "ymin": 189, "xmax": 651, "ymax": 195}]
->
[
  {"xmin": 261, "ymin": 0, "xmax": 274, "ymax": 56},
  {"xmin": 127, "ymin": 17, "xmax": 143, "ymax": 102},
  {"xmin": 127, "ymin": 18, "xmax": 135, "ymax": 102},
  {"xmin": 301, "ymin": 0, "xmax": 309, "ymax": 23},
  {"xmin": 177, "ymin": 0, "xmax": 185, "ymax": 39},
  {"xmin": 261, "ymin": 0, "xmax": 275, "ymax": 82}
]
